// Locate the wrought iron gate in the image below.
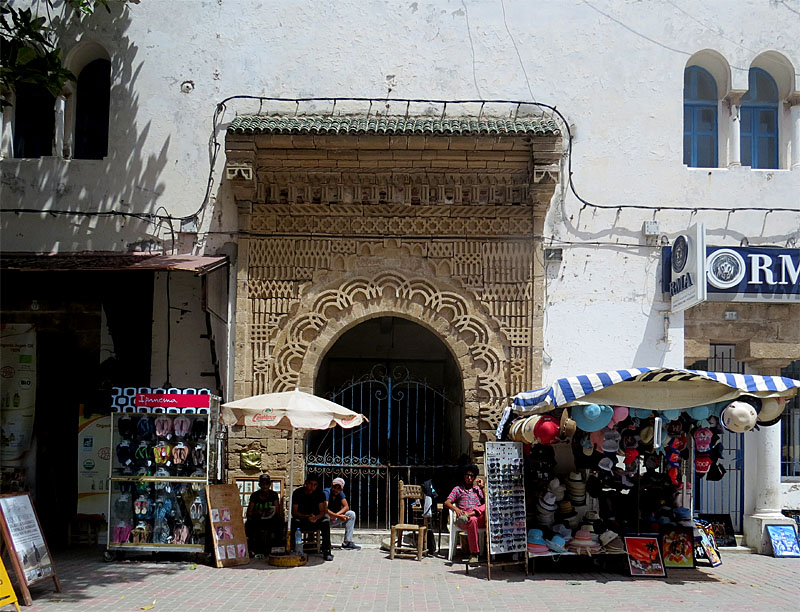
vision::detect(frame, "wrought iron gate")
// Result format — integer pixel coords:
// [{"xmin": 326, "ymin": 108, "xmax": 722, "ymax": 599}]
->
[
  {"xmin": 306, "ymin": 366, "xmax": 465, "ymax": 530},
  {"xmin": 693, "ymin": 345, "xmax": 745, "ymax": 532}
]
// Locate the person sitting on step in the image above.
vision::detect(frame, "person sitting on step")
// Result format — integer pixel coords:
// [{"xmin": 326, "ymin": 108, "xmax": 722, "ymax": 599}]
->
[{"xmin": 324, "ymin": 477, "xmax": 360, "ymax": 550}]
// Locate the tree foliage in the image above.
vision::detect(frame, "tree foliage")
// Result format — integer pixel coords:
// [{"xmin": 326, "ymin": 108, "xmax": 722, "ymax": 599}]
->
[{"xmin": 0, "ymin": 0, "xmax": 130, "ymax": 107}]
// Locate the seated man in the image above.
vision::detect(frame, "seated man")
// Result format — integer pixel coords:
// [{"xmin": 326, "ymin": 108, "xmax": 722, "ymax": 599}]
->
[
  {"xmin": 245, "ymin": 473, "xmax": 283, "ymax": 556},
  {"xmin": 291, "ymin": 473, "xmax": 334, "ymax": 561},
  {"xmin": 443, "ymin": 464, "xmax": 485, "ymax": 563},
  {"xmin": 324, "ymin": 477, "xmax": 360, "ymax": 550}
]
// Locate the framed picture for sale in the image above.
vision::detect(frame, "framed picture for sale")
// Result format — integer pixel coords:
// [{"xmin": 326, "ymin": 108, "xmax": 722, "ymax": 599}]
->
[
  {"xmin": 660, "ymin": 526, "xmax": 694, "ymax": 568},
  {"xmin": 625, "ymin": 536, "xmax": 666, "ymax": 577},
  {"xmin": 765, "ymin": 524, "xmax": 800, "ymax": 558},
  {"xmin": 697, "ymin": 513, "xmax": 736, "ymax": 547}
]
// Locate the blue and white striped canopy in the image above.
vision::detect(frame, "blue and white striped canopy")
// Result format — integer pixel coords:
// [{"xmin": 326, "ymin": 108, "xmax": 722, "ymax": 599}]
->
[{"xmin": 513, "ymin": 367, "xmax": 800, "ymax": 413}]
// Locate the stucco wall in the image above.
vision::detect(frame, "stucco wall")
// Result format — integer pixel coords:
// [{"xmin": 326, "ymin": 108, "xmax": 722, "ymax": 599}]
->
[{"xmin": 2, "ymin": 0, "xmax": 799, "ymax": 377}]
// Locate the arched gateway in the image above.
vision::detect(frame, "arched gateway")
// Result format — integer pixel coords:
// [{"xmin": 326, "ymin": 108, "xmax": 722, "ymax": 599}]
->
[{"xmin": 225, "ymin": 110, "xmax": 562, "ymax": 524}]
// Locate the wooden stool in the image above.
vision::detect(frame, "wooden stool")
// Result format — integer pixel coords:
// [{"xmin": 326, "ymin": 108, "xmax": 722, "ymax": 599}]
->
[{"xmin": 301, "ymin": 529, "xmax": 321, "ymax": 553}]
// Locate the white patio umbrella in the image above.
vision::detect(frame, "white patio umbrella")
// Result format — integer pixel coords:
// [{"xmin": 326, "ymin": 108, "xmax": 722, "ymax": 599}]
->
[{"xmin": 220, "ymin": 389, "xmax": 367, "ymax": 553}]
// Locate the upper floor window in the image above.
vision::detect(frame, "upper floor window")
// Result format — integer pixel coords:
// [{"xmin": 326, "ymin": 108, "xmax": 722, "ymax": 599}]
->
[
  {"xmin": 683, "ymin": 66, "xmax": 718, "ymax": 168},
  {"xmin": 740, "ymin": 68, "xmax": 779, "ymax": 169},
  {"xmin": 12, "ymin": 84, "xmax": 56, "ymax": 158},
  {"xmin": 73, "ymin": 58, "xmax": 111, "ymax": 160}
]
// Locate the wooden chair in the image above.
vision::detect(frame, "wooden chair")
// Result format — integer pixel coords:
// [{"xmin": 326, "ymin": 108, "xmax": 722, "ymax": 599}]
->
[{"xmin": 389, "ymin": 481, "xmax": 428, "ymax": 561}]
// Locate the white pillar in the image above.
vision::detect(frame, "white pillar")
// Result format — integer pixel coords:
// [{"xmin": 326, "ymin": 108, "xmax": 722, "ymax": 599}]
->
[
  {"xmin": 753, "ymin": 424, "xmax": 782, "ymax": 513},
  {"xmin": 743, "ymin": 364, "xmax": 796, "ymax": 553},
  {"xmin": 790, "ymin": 98, "xmax": 800, "ymax": 170},
  {"xmin": 54, "ymin": 95, "xmax": 66, "ymax": 158},
  {"xmin": 727, "ymin": 94, "xmax": 742, "ymax": 168}
]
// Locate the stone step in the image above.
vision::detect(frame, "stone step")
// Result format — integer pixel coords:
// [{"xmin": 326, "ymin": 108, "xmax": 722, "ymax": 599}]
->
[{"xmin": 338, "ymin": 529, "xmax": 453, "ymax": 549}]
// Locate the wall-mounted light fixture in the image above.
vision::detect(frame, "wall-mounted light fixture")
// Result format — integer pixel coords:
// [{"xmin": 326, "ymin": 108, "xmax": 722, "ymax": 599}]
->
[{"xmin": 544, "ymin": 248, "xmax": 563, "ymax": 262}]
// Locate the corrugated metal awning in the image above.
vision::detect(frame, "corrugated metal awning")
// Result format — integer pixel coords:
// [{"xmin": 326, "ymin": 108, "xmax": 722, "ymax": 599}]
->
[{"xmin": 0, "ymin": 252, "xmax": 228, "ymax": 274}]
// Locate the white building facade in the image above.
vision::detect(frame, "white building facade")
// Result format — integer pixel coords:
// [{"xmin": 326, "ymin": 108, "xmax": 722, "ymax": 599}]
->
[{"xmin": 1, "ymin": 0, "xmax": 798, "ymax": 549}]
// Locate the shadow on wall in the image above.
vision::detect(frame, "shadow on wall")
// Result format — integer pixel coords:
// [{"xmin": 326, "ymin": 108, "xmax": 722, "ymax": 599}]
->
[{"xmin": 0, "ymin": 4, "xmax": 171, "ymax": 253}]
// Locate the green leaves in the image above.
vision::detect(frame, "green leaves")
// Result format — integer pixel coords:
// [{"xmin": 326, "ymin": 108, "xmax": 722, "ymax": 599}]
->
[{"xmin": 0, "ymin": 1, "xmax": 130, "ymax": 107}]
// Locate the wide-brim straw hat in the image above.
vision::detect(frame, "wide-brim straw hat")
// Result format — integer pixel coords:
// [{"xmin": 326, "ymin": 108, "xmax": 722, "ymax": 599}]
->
[
  {"xmin": 560, "ymin": 409, "xmax": 578, "ymax": 439},
  {"xmin": 721, "ymin": 401, "xmax": 758, "ymax": 433},
  {"xmin": 521, "ymin": 415, "xmax": 541, "ymax": 443}
]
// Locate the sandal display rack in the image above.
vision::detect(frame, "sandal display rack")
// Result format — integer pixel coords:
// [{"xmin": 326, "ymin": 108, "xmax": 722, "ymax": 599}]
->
[{"xmin": 105, "ymin": 405, "xmax": 217, "ymax": 558}]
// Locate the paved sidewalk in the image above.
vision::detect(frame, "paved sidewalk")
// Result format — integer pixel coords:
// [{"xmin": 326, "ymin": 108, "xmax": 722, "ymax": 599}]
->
[{"xmin": 8, "ymin": 546, "xmax": 800, "ymax": 612}]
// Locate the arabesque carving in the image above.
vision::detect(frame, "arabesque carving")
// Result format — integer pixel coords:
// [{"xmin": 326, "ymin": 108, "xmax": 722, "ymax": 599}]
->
[{"xmin": 266, "ymin": 268, "xmax": 509, "ymax": 429}]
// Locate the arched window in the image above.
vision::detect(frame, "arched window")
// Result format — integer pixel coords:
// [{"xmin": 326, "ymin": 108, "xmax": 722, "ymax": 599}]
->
[
  {"xmin": 12, "ymin": 84, "xmax": 56, "ymax": 158},
  {"xmin": 740, "ymin": 68, "xmax": 779, "ymax": 169},
  {"xmin": 73, "ymin": 58, "xmax": 111, "ymax": 159},
  {"xmin": 683, "ymin": 66, "xmax": 718, "ymax": 168}
]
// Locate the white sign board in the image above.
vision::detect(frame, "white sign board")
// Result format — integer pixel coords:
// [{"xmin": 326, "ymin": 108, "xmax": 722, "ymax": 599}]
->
[{"xmin": 669, "ymin": 223, "xmax": 707, "ymax": 312}]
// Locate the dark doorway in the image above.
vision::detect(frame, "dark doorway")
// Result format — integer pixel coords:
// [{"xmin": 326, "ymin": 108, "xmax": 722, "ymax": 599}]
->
[{"xmin": 307, "ymin": 317, "xmax": 468, "ymax": 530}]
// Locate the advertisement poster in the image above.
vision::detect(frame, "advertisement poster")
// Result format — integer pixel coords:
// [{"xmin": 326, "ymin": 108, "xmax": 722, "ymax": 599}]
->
[
  {"xmin": 77, "ymin": 414, "xmax": 112, "ymax": 516},
  {"xmin": 0, "ymin": 324, "xmax": 37, "ymax": 463},
  {"xmin": 0, "ymin": 495, "xmax": 53, "ymax": 584}
]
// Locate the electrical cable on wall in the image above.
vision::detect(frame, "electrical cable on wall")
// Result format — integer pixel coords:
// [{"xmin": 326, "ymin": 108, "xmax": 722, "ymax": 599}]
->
[{"xmin": 2, "ymin": 96, "xmax": 797, "ymax": 229}]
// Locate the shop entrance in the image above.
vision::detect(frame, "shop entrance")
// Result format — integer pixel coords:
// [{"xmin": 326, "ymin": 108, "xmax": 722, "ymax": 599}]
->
[
  {"xmin": 307, "ymin": 317, "xmax": 468, "ymax": 530},
  {"xmin": 691, "ymin": 345, "xmax": 746, "ymax": 532}
]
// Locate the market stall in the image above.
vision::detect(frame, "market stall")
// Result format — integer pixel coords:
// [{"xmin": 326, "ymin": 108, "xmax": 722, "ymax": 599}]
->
[
  {"xmin": 497, "ymin": 367, "xmax": 800, "ymax": 574},
  {"xmin": 105, "ymin": 392, "xmax": 220, "ymax": 560}
]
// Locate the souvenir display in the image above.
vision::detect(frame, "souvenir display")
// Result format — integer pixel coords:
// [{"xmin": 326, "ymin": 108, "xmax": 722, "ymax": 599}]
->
[
  {"xmin": 484, "ymin": 442, "xmax": 527, "ymax": 555},
  {"xmin": 107, "ymin": 412, "xmax": 210, "ymax": 554}
]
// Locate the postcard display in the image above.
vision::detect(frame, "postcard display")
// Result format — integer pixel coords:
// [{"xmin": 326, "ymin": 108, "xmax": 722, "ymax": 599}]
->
[
  {"xmin": 106, "ymin": 408, "xmax": 213, "ymax": 555},
  {"xmin": 484, "ymin": 442, "xmax": 528, "ymax": 579}
]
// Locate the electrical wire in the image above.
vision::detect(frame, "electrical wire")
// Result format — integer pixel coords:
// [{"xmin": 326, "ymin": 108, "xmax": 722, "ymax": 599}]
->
[{"xmin": 3, "ymin": 95, "xmax": 798, "ymax": 229}]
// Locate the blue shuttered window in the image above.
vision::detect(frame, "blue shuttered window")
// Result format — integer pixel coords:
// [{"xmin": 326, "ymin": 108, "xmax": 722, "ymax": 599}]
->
[
  {"xmin": 683, "ymin": 66, "xmax": 718, "ymax": 168},
  {"xmin": 741, "ymin": 68, "xmax": 779, "ymax": 169}
]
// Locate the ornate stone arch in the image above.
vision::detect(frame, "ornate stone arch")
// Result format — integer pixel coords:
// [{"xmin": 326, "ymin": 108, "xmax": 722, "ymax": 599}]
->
[{"xmin": 268, "ymin": 267, "xmax": 510, "ymax": 434}]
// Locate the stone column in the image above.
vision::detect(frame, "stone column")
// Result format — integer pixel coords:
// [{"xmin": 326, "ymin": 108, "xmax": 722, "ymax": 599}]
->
[
  {"xmin": 726, "ymin": 93, "xmax": 744, "ymax": 168},
  {"xmin": 790, "ymin": 95, "xmax": 800, "ymax": 170},
  {"xmin": 743, "ymin": 363, "xmax": 796, "ymax": 553}
]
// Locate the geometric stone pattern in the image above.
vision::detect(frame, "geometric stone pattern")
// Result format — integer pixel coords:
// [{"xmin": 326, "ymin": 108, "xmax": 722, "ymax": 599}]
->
[{"xmin": 228, "ymin": 127, "xmax": 559, "ymax": 477}]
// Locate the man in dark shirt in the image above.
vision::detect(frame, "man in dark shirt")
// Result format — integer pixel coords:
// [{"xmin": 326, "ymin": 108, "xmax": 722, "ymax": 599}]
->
[
  {"xmin": 291, "ymin": 473, "xmax": 333, "ymax": 561},
  {"xmin": 245, "ymin": 473, "xmax": 283, "ymax": 556}
]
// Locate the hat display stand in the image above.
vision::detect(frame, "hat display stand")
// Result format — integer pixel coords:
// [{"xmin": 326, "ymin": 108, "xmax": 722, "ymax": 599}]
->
[{"xmin": 509, "ymin": 375, "xmax": 800, "ymax": 577}]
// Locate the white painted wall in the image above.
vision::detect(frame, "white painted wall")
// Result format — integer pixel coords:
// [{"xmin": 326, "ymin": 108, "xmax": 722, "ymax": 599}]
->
[
  {"xmin": 2, "ymin": 1, "xmax": 797, "ymax": 380},
  {"xmin": 1, "ymin": 3, "xmax": 798, "ymax": 400}
]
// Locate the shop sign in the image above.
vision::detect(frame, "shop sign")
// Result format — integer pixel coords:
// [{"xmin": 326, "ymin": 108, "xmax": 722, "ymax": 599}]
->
[
  {"xmin": 134, "ymin": 393, "xmax": 210, "ymax": 409},
  {"xmin": 0, "ymin": 324, "xmax": 36, "ymax": 463},
  {"xmin": 668, "ymin": 223, "xmax": 706, "ymax": 312},
  {"xmin": 705, "ymin": 246, "xmax": 800, "ymax": 303}
]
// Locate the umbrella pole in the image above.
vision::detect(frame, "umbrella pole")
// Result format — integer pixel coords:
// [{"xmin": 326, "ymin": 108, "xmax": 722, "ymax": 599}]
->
[{"xmin": 287, "ymin": 427, "xmax": 296, "ymax": 552}]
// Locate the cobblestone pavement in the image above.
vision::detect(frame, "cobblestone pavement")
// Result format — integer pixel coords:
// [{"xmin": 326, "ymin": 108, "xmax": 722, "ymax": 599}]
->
[{"xmin": 7, "ymin": 546, "xmax": 800, "ymax": 612}]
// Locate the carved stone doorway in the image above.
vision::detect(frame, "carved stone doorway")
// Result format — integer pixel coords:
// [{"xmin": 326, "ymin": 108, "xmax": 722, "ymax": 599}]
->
[{"xmin": 307, "ymin": 317, "xmax": 468, "ymax": 530}]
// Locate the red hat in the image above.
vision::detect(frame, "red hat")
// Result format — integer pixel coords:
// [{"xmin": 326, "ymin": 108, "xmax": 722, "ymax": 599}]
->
[
  {"xmin": 694, "ymin": 455, "xmax": 712, "ymax": 475},
  {"xmin": 534, "ymin": 415, "xmax": 561, "ymax": 445}
]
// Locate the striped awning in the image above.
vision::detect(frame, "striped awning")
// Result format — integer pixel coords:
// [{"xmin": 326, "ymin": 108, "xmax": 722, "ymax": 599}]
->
[{"xmin": 513, "ymin": 367, "xmax": 800, "ymax": 413}]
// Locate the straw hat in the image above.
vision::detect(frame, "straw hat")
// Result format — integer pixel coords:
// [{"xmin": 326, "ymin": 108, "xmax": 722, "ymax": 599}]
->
[
  {"xmin": 721, "ymin": 401, "xmax": 758, "ymax": 433},
  {"xmin": 509, "ymin": 419, "xmax": 525, "ymax": 442},
  {"xmin": 758, "ymin": 397, "xmax": 787, "ymax": 425},
  {"xmin": 521, "ymin": 415, "xmax": 540, "ymax": 443},
  {"xmin": 560, "ymin": 409, "xmax": 578, "ymax": 439}
]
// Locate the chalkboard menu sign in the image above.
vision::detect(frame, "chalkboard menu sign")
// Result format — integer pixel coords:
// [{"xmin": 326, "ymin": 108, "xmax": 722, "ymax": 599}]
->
[{"xmin": 484, "ymin": 442, "xmax": 527, "ymax": 555}]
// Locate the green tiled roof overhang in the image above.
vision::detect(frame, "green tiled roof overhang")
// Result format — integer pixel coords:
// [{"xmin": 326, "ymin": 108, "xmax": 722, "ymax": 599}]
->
[{"xmin": 227, "ymin": 115, "xmax": 560, "ymax": 137}]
